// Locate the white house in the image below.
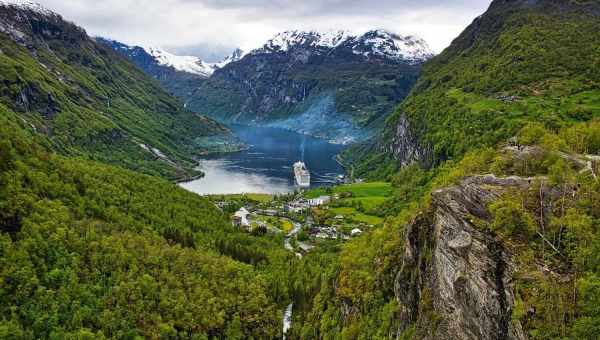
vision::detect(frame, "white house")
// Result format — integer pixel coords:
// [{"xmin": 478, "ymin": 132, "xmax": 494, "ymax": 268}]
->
[
  {"xmin": 285, "ymin": 202, "xmax": 307, "ymax": 213},
  {"xmin": 233, "ymin": 207, "xmax": 250, "ymax": 228},
  {"xmin": 351, "ymin": 228, "xmax": 363, "ymax": 237},
  {"xmin": 308, "ymin": 195, "xmax": 331, "ymax": 207}
]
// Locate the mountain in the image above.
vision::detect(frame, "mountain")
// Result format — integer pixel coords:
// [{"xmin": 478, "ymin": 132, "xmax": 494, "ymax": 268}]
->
[
  {"xmin": 2, "ymin": 0, "xmax": 600, "ymax": 339},
  {"xmin": 349, "ymin": 0, "xmax": 600, "ymax": 177},
  {"xmin": 97, "ymin": 38, "xmax": 244, "ymax": 107},
  {"xmin": 182, "ymin": 29, "xmax": 433, "ymax": 144},
  {"xmin": 0, "ymin": 1, "xmax": 239, "ymax": 180},
  {"xmin": 98, "ymin": 39, "xmax": 244, "ymax": 79}
]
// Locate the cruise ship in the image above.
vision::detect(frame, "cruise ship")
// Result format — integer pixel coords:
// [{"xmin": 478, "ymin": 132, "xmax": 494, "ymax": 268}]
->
[{"xmin": 293, "ymin": 161, "xmax": 311, "ymax": 188}]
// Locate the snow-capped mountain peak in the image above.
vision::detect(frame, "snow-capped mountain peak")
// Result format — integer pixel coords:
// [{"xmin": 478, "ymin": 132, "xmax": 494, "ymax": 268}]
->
[
  {"xmin": 213, "ymin": 48, "xmax": 246, "ymax": 69},
  {"xmin": 0, "ymin": 0, "xmax": 54, "ymax": 16},
  {"xmin": 98, "ymin": 37, "xmax": 246, "ymax": 78},
  {"xmin": 350, "ymin": 29, "xmax": 434, "ymax": 63},
  {"xmin": 252, "ymin": 29, "xmax": 434, "ymax": 64},
  {"xmin": 260, "ymin": 30, "xmax": 353, "ymax": 52}
]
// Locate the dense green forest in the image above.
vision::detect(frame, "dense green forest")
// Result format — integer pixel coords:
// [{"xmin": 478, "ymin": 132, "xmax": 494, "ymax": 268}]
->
[
  {"xmin": 288, "ymin": 0, "xmax": 600, "ymax": 338},
  {"xmin": 0, "ymin": 104, "xmax": 295, "ymax": 338}
]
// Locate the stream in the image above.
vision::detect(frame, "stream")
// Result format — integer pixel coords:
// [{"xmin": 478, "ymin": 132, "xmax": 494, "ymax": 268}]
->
[{"xmin": 283, "ymin": 303, "xmax": 293, "ymax": 339}]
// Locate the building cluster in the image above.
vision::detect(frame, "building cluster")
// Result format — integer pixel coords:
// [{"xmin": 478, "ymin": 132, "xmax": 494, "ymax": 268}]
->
[
  {"xmin": 284, "ymin": 195, "xmax": 331, "ymax": 213},
  {"xmin": 230, "ymin": 192, "xmax": 369, "ymax": 256}
]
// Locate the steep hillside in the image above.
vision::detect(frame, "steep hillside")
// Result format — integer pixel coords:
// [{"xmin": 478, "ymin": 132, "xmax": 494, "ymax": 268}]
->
[
  {"xmin": 188, "ymin": 30, "xmax": 433, "ymax": 143},
  {"xmin": 349, "ymin": 0, "xmax": 600, "ymax": 177},
  {"xmin": 0, "ymin": 2, "xmax": 239, "ymax": 179},
  {"xmin": 0, "ymin": 102, "xmax": 294, "ymax": 338}
]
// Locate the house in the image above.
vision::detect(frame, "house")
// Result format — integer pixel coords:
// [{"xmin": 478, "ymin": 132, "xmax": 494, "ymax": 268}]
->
[
  {"xmin": 351, "ymin": 228, "xmax": 363, "ymax": 237},
  {"xmin": 308, "ymin": 195, "xmax": 331, "ymax": 207},
  {"xmin": 311, "ymin": 226, "xmax": 338, "ymax": 239},
  {"xmin": 233, "ymin": 207, "xmax": 250, "ymax": 228},
  {"xmin": 285, "ymin": 202, "xmax": 308, "ymax": 213}
]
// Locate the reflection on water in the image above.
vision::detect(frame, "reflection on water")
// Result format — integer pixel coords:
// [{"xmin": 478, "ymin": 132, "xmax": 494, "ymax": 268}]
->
[
  {"xmin": 179, "ymin": 125, "xmax": 346, "ymax": 195},
  {"xmin": 179, "ymin": 159, "xmax": 292, "ymax": 195}
]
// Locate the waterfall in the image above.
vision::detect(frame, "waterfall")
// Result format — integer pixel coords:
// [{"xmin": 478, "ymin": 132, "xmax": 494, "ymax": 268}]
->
[{"xmin": 283, "ymin": 303, "xmax": 293, "ymax": 339}]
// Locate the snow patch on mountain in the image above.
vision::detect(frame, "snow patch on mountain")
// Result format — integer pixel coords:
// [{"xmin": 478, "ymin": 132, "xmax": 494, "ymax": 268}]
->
[
  {"xmin": 260, "ymin": 30, "xmax": 353, "ymax": 52},
  {"xmin": 143, "ymin": 47, "xmax": 245, "ymax": 77},
  {"xmin": 212, "ymin": 48, "xmax": 246, "ymax": 69},
  {"xmin": 144, "ymin": 47, "xmax": 216, "ymax": 77},
  {"xmin": 0, "ymin": 0, "xmax": 54, "ymax": 16}
]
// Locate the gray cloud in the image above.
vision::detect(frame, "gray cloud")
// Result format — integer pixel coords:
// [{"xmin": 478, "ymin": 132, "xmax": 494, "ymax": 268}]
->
[
  {"xmin": 37, "ymin": 0, "xmax": 492, "ymax": 60},
  {"xmin": 166, "ymin": 43, "xmax": 238, "ymax": 63}
]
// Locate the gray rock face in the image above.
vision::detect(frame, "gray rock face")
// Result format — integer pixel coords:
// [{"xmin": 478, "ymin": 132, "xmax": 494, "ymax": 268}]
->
[
  {"xmin": 394, "ymin": 175, "xmax": 528, "ymax": 340},
  {"xmin": 387, "ymin": 114, "xmax": 431, "ymax": 167}
]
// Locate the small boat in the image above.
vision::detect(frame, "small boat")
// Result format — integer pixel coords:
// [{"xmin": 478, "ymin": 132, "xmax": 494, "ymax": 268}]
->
[{"xmin": 293, "ymin": 161, "xmax": 311, "ymax": 188}]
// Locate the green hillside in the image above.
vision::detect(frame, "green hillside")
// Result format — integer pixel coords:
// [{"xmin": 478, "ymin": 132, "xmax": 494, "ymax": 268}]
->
[
  {"xmin": 2, "ymin": 1, "xmax": 600, "ymax": 339},
  {"xmin": 0, "ymin": 5, "xmax": 238, "ymax": 180},
  {"xmin": 0, "ymin": 104, "xmax": 292, "ymax": 338},
  {"xmin": 348, "ymin": 0, "xmax": 600, "ymax": 178}
]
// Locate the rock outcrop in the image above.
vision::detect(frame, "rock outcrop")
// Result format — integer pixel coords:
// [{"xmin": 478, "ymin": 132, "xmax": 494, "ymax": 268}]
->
[
  {"xmin": 394, "ymin": 175, "xmax": 528, "ymax": 340},
  {"xmin": 386, "ymin": 114, "xmax": 431, "ymax": 167}
]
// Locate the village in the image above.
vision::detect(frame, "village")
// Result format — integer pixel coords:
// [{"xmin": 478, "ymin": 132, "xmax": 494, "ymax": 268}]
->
[{"xmin": 210, "ymin": 182, "xmax": 392, "ymax": 256}]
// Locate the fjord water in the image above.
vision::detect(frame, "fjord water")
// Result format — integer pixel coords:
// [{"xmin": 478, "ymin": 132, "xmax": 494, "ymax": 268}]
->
[{"xmin": 180, "ymin": 125, "xmax": 346, "ymax": 195}]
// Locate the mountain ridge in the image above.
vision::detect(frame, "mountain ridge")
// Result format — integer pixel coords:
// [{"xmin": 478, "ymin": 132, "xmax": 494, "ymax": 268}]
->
[
  {"xmin": 99, "ymin": 39, "xmax": 245, "ymax": 78},
  {"xmin": 250, "ymin": 29, "xmax": 433, "ymax": 64},
  {"xmin": 0, "ymin": 1, "xmax": 239, "ymax": 179},
  {"xmin": 186, "ymin": 28, "xmax": 433, "ymax": 143}
]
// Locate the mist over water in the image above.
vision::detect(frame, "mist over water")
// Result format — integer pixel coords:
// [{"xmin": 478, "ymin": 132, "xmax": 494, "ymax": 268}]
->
[{"xmin": 180, "ymin": 125, "xmax": 346, "ymax": 195}]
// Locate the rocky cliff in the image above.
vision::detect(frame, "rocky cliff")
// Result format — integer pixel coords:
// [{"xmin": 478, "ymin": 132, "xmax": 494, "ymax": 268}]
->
[{"xmin": 394, "ymin": 175, "xmax": 529, "ymax": 339}]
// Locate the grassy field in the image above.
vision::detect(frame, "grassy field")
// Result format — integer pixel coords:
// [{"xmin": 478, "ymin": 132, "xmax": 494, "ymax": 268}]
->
[
  {"xmin": 305, "ymin": 182, "xmax": 392, "ymax": 199},
  {"xmin": 253, "ymin": 215, "xmax": 294, "ymax": 233},
  {"xmin": 330, "ymin": 207, "xmax": 383, "ymax": 225},
  {"xmin": 307, "ymin": 182, "xmax": 392, "ymax": 226}
]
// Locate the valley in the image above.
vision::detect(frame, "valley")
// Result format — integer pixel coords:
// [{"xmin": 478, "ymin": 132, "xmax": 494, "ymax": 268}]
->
[
  {"xmin": 101, "ymin": 30, "xmax": 432, "ymax": 144},
  {"xmin": 1, "ymin": 0, "xmax": 600, "ymax": 339}
]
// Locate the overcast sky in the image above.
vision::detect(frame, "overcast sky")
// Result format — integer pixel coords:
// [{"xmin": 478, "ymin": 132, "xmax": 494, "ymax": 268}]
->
[{"xmin": 37, "ymin": 0, "xmax": 492, "ymax": 62}]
